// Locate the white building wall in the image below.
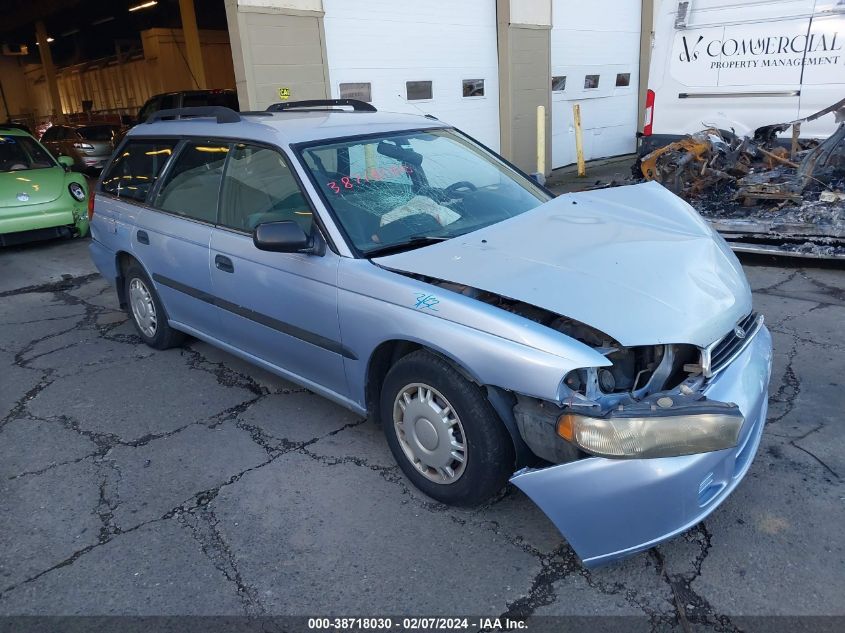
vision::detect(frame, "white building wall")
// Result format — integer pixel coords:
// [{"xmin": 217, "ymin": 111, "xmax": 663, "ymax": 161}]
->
[
  {"xmin": 550, "ymin": 0, "xmax": 641, "ymax": 168},
  {"xmin": 321, "ymin": 0, "xmax": 501, "ymax": 150}
]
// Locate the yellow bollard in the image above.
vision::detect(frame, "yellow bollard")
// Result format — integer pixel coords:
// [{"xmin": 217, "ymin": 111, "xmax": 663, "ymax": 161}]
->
[
  {"xmin": 536, "ymin": 104, "xmax": 546, "ymax": 178},
  {"xmin": 573, "ymin": 103, "xmax": 586, "ymax": 177}
]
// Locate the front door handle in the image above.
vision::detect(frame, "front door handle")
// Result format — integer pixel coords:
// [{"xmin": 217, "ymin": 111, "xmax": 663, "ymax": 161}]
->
[
  {"xmin": 136, "ymin": 230, "xmax": 149, "ymax": 245},
  {"xmin": 214, "ymin": 254, "xmax": 234, "ymax": 273}
]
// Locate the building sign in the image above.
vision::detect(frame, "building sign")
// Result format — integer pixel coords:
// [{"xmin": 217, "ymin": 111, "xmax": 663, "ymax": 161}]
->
[
  {"xmin": 670, "ymin": 20, "xmax": 842, "ymax": 87},
  {"xmin": 278, "ymin": 87, "xmax": 291, "ymax": 101}
]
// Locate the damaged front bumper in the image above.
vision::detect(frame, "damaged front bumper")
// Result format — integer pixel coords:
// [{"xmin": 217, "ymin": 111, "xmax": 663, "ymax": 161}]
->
[{"xmin": 511, "ymin": 325, "xmax": 772, "ymax": 568}]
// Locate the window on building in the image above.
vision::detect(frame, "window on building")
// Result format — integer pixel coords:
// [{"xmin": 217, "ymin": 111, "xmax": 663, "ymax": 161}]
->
[
  {"xmin": 551, "ymin": 76, "xmax": 567, "ymax": 92},
  {"xmin": 615, "ymin": 73, "xmax": 631, "ymax": 87},
  {"xmin": 101, "ymin": 139, "xmax": 178, "ymax": 202},
  {"xmin": 220, "ymin": 144, "xmax": 312, "ymax": 234},
  {"xmin": 584, "ymin": 75, "xmax": 600, "ymax": 89},
  {"xmin": 406, "ymin": 81, "xmax": 433, "ymax": 101},
  {"xmin": 339, "ymin": 83, "xmax": 372, "ymax": 102},
  {"xmin": 462, "ymin": 79, "xmax": 485, "ymax": 97},
  {"xmin": 153, "ymin": 142, "xmax": 229, "ymax": 223}
]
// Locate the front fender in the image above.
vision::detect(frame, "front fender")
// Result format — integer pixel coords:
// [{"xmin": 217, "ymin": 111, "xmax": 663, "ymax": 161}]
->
[{"xmin": 337, "ymin": 259, "xmax": 610, "ymax": 409}]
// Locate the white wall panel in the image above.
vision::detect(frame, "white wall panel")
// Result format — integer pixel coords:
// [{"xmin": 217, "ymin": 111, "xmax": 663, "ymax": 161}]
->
[
  {"xmin": 322, "ymin": 0, "xmax": 500, "ymax": 150},
  {"xmin": 550, "ymin": 0, "xmax": 641, "ymax": 168}
]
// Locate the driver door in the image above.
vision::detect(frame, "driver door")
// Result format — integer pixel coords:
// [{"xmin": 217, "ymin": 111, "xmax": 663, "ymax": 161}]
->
[{"xmin": 209, "ymin": 143, "xmax": 348, "ymax": 397}]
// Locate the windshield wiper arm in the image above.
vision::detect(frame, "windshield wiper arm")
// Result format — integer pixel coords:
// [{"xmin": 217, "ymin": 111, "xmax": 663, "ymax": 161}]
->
[{"xmin": 364, "ymin": 235, "xmax": 451, "ymax": 258}]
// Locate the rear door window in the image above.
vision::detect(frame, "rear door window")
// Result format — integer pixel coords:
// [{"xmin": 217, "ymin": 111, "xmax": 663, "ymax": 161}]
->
[
  {"xmin": 182, "ymin": 92, "xmax": 239, "ymax": 110},
  {"xmin": 138, "ymin": 97, "xmax": 161, "ymax": 123},
  {"xmin": 41, "ymin": 127, "xmax": 59, "ymax": 142},
  {"xmin": 153, "ymin": 141, "xmax": 229, "ymax": 223},
  {"xmin": 219, "ymin": 143, "xmax": 312, "ymax": 233},
  {"xmin": 101, "ymin": 139, "xmax": 178, "ymax": 202}
]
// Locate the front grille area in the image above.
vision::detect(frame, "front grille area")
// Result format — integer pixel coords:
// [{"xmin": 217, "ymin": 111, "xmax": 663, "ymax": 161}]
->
[{"xmin": 703, "ymin": 312, "xmax": 763, "ymax": 377}]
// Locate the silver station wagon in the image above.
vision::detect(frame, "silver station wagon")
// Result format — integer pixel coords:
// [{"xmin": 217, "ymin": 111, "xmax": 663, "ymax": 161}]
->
[{"xmin": 89, "ymin": 101, "xmax": 772, "ymax": 567}]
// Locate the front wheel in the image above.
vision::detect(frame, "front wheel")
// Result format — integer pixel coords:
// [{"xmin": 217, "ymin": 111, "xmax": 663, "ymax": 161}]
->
[{"xmin": 380, "ymin": 350, "xmax": 514, "ymax": 506}]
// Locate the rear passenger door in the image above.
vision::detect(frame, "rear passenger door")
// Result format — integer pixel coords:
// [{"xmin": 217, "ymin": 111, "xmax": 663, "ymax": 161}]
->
[
  {"xmin": 209, "ymin": 142, "xmax": 347, "ymax": 397},
  {"xmin": 133, "ymin": 139, "xmax": 229, "ymax": 336}
]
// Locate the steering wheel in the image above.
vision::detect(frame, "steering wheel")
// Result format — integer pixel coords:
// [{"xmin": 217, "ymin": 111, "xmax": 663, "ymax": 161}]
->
[{"xmin": 444, "ymin": 181, "xmax": 477, "ymax": 196}]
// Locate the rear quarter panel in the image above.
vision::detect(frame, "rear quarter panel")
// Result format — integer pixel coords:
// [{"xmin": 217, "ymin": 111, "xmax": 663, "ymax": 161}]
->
[{"xmin": 89, "ymin": 193, "xmax": 143, "ymax": 276}]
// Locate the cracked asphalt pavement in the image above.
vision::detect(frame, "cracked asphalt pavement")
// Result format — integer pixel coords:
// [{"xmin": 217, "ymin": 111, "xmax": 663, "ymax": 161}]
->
[{"xmin": 0, "ymin": 239, "xmax": 843, "ymax": 628}]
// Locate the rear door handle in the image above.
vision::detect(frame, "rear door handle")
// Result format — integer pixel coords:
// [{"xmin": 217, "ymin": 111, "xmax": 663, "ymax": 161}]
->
[
  {"xmin": 136, "ymin": 230, "xmax": 149, "ymax": 245},
  {"xmin": 214, "ymin": 254, "xmax": 234, "ymax": 273}
]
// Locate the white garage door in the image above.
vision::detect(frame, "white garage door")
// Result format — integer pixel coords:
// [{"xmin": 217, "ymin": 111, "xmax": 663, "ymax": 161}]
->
[
  {"xmin": 322, "ymin": 0, "xmax": 501, "ymax": 151},
  {"xmin": 551, "ymin": 0, "xmax": 641, "ymax": 168}
]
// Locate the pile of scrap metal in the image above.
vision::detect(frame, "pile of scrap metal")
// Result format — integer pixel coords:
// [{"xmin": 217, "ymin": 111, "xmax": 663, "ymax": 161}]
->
[{"xmin": 638, "ymin": 97, "xmax": 845, "ymax": 260}]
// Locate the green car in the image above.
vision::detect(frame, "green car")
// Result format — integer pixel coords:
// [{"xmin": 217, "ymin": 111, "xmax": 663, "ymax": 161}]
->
[{"xmin": 0, "ymin": 126, "xmax": 90, "ymax": 246}]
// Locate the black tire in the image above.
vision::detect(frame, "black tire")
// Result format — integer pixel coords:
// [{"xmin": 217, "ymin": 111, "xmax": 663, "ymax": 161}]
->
[
  {"xmin": 123, "ymin": 262, "xmax": 184, "ymax": 350},
  {"xmin": 380, "ymin": 350, "xmax": 514, "ymax": 506}
]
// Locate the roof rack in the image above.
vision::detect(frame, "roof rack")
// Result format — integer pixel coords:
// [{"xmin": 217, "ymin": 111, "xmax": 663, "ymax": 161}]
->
[
  {"xmin": 146, "ymin": 106, "xmax": 241, "ymax": 124},
  {"xmin": 266, "ymin": 99, "xmax": 377, "ymax": 113}
]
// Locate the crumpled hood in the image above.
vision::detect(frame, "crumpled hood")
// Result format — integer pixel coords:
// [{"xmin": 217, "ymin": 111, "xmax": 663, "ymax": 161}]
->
[{"xmin": 375, "ymin": 181, "xmax": 751, "ymax": 348}]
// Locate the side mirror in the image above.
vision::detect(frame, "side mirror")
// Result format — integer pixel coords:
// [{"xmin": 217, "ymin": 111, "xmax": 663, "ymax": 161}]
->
[
  {"xmin": 253, "ymin": 221, "xmax": 314, "ymax": 253},
  {"xmin": 57, "ymin": 156, "xmax": 74, "ymax": 169}
]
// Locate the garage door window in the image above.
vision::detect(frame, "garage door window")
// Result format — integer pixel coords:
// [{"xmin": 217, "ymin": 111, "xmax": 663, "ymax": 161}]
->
[
  {"xmin": 220, "ymin": 144, "xmax": 312, "ymax": 234},
  {"xmin": 153, "ymin": 142, "xmax": 229, "ymax": 223},
  {"xmin": 615, "ymin": 73, "xmax": 631, "ymax": 87},
  {"xmin": 339, "ymin": 83, "xmax": 372, "ymax": 102},
  {"xmin": 101, "ymin": 139, "xmax": 178, "ymax": 202},
  {"xmin": 463, "ymin": 79, "xmax": 484, "ymax": 97},
  {"xmin": 552, "ymin": 76, "xmax": 567, "ymax": 92},
  {"xmin": 406, "ymin": 81, "xmax": 433, "ymax": 101},
  {"xmin": 584, "ymin": 75, "xmax": 600, "ymax": 89}
]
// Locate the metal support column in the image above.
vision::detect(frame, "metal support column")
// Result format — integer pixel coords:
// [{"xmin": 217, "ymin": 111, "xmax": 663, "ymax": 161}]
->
[
  {"xmin": 35, "ymin": 20, "xmax": 65, "ymax": 123},
  {"xmin": 178, "ymin": 0, "xmax": 207, "ymax": 89}
]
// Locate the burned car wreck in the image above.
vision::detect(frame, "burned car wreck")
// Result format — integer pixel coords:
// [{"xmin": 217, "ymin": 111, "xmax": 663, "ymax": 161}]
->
[{"xmin": 638, "ymin": 97, "xmax": 845, "ymax": 259}]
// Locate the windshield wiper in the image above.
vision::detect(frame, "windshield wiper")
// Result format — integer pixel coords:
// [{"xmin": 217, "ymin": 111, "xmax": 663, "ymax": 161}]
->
[{"xmin": 364, "ymin": 235, "xmax": 451, "ymax": 258}]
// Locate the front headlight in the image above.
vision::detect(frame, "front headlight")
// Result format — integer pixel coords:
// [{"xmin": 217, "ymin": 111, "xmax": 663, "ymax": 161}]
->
[
  {"xmin": 68, "ymin": 182, "xmax": 86, "ymax": 202},
  {"xmin": 557, "ymin": 408, "xmax": 743, "ymax": 459}
]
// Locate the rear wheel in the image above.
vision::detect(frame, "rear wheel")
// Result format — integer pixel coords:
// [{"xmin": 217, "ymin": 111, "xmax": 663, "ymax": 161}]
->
[
  {"xmin": 380, "ymin": 350, "xmax": 514, "ymax": 506},
  {"xmin": 124, "ymin": 262, "xmax": 184, "ymax": 350}
]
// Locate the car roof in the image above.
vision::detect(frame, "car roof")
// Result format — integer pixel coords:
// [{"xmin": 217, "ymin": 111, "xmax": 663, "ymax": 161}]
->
[
  {"xmin": 128, "ymin": 110, "xmax": 450, "ymax": 146},
  {"xmin": 0, "ymin": 126, "xmax": 32, "ymax": 137},
  {"xmin": 149, "ymin": 89, "xmax": 236, "ymax": 98}
]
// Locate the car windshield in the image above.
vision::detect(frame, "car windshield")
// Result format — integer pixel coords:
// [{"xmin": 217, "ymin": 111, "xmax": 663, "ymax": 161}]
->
[
  {"xmin": 0, "ymin": 135, "xmax": 56, "ymax": 172},
  {"xmin": 299, "ymin": 128, "xmax": 550, "ymax": 255},
  {"xmin": 77, "ymin": 125, "xmax": 116, "ymax": 141}
]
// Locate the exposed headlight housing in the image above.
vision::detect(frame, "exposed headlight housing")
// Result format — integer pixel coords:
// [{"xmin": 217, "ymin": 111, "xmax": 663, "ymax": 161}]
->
[
  {"xmin": 68, "ymin": 182, "xmax": 86, "ymax": 201},
  {"xmin": 557, "ymin": 407, "xmax": 743, "ymax": 459}
]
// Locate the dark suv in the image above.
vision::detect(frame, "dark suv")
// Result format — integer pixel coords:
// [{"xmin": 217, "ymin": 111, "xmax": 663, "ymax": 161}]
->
[{"xmin": 137, "ymin": 89, "xmax": 239, "ymax": 124}]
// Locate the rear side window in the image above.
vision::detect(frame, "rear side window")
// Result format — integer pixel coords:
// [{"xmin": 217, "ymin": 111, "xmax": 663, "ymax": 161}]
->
[
  {"xmin": 182, "ymin": 91, "xmax": 239, "ymax": 110},
  {"xmin": 137, "ymin": 97, "xmax": 161, "ymax": 123},
  {"xmin": 153, "ymin": 142, "xmax": 229, "ymax": 223},
  {"xmin": 219, "ymin": 144, "xmax": 312, "ymax": 233},
  {"xmin": 101, "ymin": 139, "xmax": 177, "ymax": 202}
]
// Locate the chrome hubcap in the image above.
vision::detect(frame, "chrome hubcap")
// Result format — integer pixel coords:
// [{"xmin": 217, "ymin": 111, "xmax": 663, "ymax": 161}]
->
[
  {"xmin": 393, "ymin": 383, "xmax": 467, "ymax": 484},
  {"xmin": 129, "ymin": 278, "xmax": 157, "ymax": 338}
]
